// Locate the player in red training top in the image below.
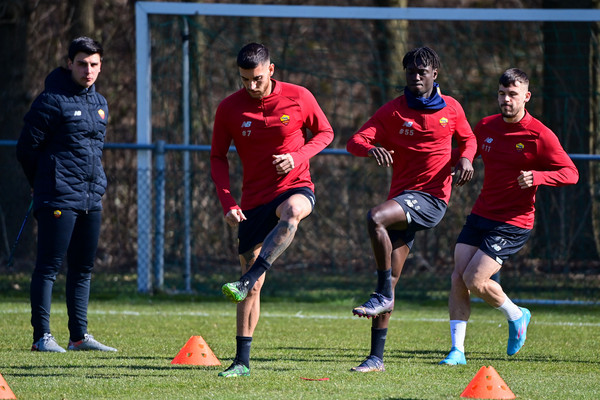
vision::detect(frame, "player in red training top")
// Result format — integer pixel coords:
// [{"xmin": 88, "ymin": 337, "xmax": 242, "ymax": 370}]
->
[
  {"xmin": 210, "ymin": 43, "xmax": 334, "ymax": 377},
  {"xmin": 346, "ymin": 47, "xmax": 477, "ymax": 373},
  {"xmin": 439, "ymin": 68, "xmax": 579, "ymax": 366}
]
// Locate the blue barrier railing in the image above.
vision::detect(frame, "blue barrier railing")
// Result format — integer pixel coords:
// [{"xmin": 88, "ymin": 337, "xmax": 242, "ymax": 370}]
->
[
  {"xmin": 2, "ymin": 139, "xmax": 598, "ymax": 292},
  {"xmin": 2, "ymin": 140, "xmax": 599, "ymax": 159}
]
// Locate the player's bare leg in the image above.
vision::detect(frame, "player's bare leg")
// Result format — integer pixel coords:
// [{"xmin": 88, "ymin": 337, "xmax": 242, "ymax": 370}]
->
[
  {"xmin": 441, "ymin": 246, "xmax": 530, "ymax": 365},
  {"xmin": 219, "ymin": 247, "xmax": 264, "ymax": 378},
  {"xmin": 462, "ymin": 250, "xmax": 504, "ymax": 307},
  {"xmin": 237, "ymin": 248, "xmax": 265, "ymax": 337},
  {"xmin": 448, "ymin": 244, "xmax": 479, "ymax": 321},
  {"xmin": 222, "ymin": 194, "xmax": 312, "ymax": 303},
  {"xmin": 463, "ymin": 250, "xmax": 530, "ymax": 356},
  {"xmin": 440, "ymin": 243, "xmax": 478, "ymax": 365},
  {"xmin": 352, "ymin": 242, "xmax": 408, "ymax": 372},
  {"xmin": 368, "ymin": 200, "xmax": 408, "ymax": 275},
  {"xmin": 262, "ymin": 193, "xmax": 312, "ymax": 263},
  {"xmin": 353, "ymin": 200, "xmax": 408, "ymax": 318}
]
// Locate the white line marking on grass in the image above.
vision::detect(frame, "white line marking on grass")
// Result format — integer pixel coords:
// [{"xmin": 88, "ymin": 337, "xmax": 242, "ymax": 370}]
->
[{"xmin": 2, "ymin": 307, "xmax": 600, "ymax": 326}]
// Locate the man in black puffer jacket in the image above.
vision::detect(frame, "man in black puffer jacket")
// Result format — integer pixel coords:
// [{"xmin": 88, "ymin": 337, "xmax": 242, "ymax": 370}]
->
[{"xmin": 17, "ymin": 37, "xmax": 116, "ymax": 353}]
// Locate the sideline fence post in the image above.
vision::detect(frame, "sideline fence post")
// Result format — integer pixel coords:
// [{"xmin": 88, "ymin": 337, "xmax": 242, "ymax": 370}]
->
[{"xmin": 153, "ymin": 140, "xmax": 166, "ymax": 291}]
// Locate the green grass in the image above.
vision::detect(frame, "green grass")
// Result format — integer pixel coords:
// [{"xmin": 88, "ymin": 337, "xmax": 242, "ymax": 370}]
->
[{"xmin": 1, "ymin": 297, "xmax": 599, "ymax": 399}]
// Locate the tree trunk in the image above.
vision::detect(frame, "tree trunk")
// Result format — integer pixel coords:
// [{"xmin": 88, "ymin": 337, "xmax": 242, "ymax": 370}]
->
[
  {"xmin": 0, "ymin": 0, "xmax": 29, "ymax": 141},
  {"xmin": 373, "ymin": 0, "xmax": 408, "ymax": 103},
  {"xmin": 67, "ymin": 0, "xmax": 95, "ymax": 38},
  {"xmin": 0, "ymin": 0, "xmax": 33, "ymax": 263}
]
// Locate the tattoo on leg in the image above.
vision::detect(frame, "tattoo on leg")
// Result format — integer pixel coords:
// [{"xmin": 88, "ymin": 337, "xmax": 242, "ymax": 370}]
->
[{"xmin": 260, "ymin": 221, "xmax": 297, "ymax": 264}]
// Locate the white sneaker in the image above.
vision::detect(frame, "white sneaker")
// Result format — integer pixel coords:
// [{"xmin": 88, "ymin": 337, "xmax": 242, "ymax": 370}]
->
[
  {"xmin": 31, "ymin": 333, "xmax": 66, "ymax": 353},
  {"xmin": 67, "ymin": 333, "xmax": 117, "ymax": 352}
]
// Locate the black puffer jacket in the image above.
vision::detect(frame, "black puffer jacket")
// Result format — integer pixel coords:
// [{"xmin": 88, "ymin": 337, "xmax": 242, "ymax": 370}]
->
[{"xmin": 17, "ymin": 67, "xmax": 108, "ymax": 212}]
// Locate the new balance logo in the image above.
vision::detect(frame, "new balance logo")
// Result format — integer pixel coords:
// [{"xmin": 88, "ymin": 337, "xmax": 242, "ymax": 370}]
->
[
  {"xmin": 74, "ymin": 111, "xmax": 82, "ymax": 116},
  {"xmin": 241, "ymin": 121, "xmax": 252, "ymax": 128}
]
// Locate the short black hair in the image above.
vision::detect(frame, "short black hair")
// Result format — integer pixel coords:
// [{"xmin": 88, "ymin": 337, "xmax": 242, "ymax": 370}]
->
[
  {"xmin": 68, "ymin": 36, "xmax": 103, "ymax": 61},
  {"xmin": 402, "ymin": 46, "xmax": 441, "ymax": 70},
  {"xmin": 499, "ymin": 68, "xmax": 529, "ymax": 87},
  {"xmin": 237, "ymin": 43, "xmax": 270, "ymax": 69}
]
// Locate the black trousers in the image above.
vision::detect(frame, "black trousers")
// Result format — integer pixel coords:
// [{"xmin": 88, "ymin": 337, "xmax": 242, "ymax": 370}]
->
[{"xmin": 30, "ymin": 208, "xmax": 101, "ymax": 343}]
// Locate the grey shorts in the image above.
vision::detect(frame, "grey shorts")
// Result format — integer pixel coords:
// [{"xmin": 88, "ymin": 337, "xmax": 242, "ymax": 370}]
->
[{"xmin": 388, "ymin": 190, "xmax": 447, "ymax": 249}]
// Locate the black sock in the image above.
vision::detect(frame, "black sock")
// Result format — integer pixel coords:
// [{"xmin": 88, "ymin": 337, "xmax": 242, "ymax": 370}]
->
[
  {"xmin": 376, "ymin": 269, "xmax": 393, "ymax": 298},
  {"xmin": 239, "ymin": 256, "xmax": 271, "ymax": 288},
  {"xmin": 370, "ymin": 327, "xmax": 388, "ymax": 360},
  {"xmin": 235, "ymin": 336, "xmax": 252, "ymax": 368}
]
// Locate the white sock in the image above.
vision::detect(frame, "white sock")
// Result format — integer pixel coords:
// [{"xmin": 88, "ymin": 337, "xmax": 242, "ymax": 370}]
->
[
  {"xmin": 496, "ymin": 296, "xmax": 523, "ymax": 321},
  {"xmin": 450, "ymin": 320, "xmax": 467, "ymax": 353}
]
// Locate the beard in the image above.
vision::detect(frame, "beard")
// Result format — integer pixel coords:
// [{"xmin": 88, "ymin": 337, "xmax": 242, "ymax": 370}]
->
[{"xmin": 500, "ymin": 105, "xmax": 516, "ymax": 118}]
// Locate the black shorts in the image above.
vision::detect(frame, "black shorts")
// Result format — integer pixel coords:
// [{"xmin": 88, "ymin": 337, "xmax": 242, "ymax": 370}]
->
[
  {"xmin": 456, "ymin": 214, "xmax": 531, "ymax": 265},
  {"xmin": 388, "ymin": 190, "xmax": 447, "ymax": 249},
  {"xmin": 237, "ymin": 187, "xmax": 315, "ymax": 255}
]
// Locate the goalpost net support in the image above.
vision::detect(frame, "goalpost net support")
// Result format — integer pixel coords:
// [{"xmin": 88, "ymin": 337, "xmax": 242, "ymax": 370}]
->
[{"xmin": 135, "ymin": 2, "xmax": 600, "ymax": 295}]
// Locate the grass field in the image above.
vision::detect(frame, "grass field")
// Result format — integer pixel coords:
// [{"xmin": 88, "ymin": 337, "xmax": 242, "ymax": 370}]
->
[{"xmin": 1, "ymin": 291, "xmax": 599, "ymax": 400}]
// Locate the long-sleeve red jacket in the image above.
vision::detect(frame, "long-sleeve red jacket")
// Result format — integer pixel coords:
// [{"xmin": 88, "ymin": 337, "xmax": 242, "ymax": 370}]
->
[
  {"xmin": 347, "ymin": 94, "xmax": 477, "ymax": 204},
  {"xmin": 211, "ymin": 79, "xmax": 334, "ymax": 214}
]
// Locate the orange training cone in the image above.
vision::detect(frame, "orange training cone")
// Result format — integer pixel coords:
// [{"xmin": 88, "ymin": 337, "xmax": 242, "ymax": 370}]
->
[
  {"xmin": 0, "ymin": 373, "xmax": 16, "ymax": 399},
  {"xmin": 460, "ymin": 366, "xmax": 516, "ymax": 399},
  {"xmin": 171, "ymin": 336, "xmax": 221, "ymax": 366}
]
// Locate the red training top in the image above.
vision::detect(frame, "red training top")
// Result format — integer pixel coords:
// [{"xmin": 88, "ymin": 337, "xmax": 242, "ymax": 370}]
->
[
  {"xmin": 347, "ymin": 94, "xmax": 477, "ymax": 204},
  {"xmin": 471, "ymin": 111, "xmax": 579, "ymax": 229},
  {"xmin": 210, "ymin": 79, "xmax": 334, "ymax": 214}
]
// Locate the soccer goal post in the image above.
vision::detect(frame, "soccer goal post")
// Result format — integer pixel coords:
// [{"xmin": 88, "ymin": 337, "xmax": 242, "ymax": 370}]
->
[{"xmin": 135, "ymin": 2, "xmax": 600, "ymax": 295}]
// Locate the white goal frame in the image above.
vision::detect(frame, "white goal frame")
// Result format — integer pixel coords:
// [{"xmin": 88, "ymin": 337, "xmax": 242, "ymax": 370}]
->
[{"xmin": 135, "ymin": 2, "xmax": 600, "ymax": 293}]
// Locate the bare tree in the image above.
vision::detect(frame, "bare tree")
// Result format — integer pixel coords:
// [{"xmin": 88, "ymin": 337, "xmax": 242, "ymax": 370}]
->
[
  {"xmin": 67, "ymin": 0, "xmax": 94, "ymax": 38},
  {"xmin": 0, "ymin": 0, "xmax": 32, "ymax": 263},
  {"xmin": 372, "ymin": 0, "xmax": 408, "ymax": 103}
]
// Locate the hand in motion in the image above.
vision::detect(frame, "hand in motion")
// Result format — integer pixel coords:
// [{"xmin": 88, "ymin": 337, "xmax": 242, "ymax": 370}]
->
[
  {"xmin": 452, "ymin": 157, "xmax": 474, "ymax": 187},
  {"xmin": 224, "ymin": 208, "xmax": 246, "ymax": 227},
  {"xmin": 272, "ymin": 153, "xmax": 295, "ymax": 175},
  {"xmin": 518, "ymin": 170, "xmax": 534, "ymax": 188},
  {"xmin": 367, "ymin": 147, "xmax": 394, "ymax": 167}
]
